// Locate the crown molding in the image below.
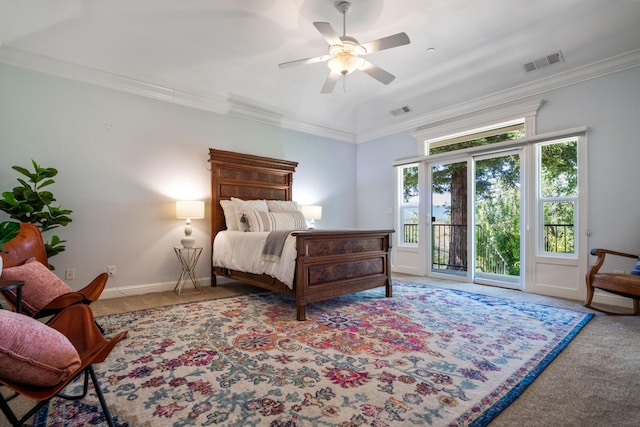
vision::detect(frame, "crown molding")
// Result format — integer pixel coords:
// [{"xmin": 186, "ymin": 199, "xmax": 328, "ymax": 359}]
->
[
  {"xmin": 1, "ymin": 45, "xmax": 638, "ymax": 145},
  {"xmin": 0, "ymin": 45, "xmax": 358, "ymax": 143},
  {"xmin": 357, "ymin": 48, "xmax": 640, "ymax": 143}
]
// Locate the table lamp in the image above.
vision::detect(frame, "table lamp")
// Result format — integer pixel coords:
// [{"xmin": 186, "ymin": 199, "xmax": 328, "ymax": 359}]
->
[
  {"xmin": 300, "ymin": 205, "xmax": 322, "ymax": 229},
  {"xmin": 176, "ymin": 200, "xmax": 205, "ymax": 247}
]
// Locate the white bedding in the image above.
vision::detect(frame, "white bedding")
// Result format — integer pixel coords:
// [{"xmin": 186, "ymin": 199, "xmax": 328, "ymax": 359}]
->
[{"xmin": 212, "ymin": 230, "xmax": 297, "ymax": 288}]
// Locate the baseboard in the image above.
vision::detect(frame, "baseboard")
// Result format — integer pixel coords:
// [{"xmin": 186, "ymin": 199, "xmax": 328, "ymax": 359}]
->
[{"xmin": 100, "ymin": 276, "xmax": 238, "ymax": 299}]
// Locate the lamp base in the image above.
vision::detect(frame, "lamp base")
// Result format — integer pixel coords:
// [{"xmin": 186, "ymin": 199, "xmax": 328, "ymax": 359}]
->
[
  {"xmin": 181, "ymin": 236, "xmax": 196, "ymax": 248},
  {"xmin": 181, "ymin": 221, "xmax": 196, "ymax": 247}
]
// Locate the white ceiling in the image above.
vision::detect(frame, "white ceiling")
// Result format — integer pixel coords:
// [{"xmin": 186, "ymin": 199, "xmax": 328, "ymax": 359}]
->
[{"xmin": 1, "ymin": 0, "xmax": 640, "ymax": 142}]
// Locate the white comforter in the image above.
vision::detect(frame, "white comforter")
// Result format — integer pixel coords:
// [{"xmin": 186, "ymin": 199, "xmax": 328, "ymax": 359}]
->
[{"xmin": 212, "ymin": 230, "xmax": 297, "ymax": 288}]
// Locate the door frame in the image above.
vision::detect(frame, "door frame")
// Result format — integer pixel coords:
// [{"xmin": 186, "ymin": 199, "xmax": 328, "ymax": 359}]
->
[{"xmin": 394, "ymin": 126, "xmax": 589, "ymax": 300}]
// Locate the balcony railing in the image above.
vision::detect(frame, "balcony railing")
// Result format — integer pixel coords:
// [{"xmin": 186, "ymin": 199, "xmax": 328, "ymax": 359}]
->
[{"xmin": 401, "ymin": 222, "xmax": 574, "ymax": 272}]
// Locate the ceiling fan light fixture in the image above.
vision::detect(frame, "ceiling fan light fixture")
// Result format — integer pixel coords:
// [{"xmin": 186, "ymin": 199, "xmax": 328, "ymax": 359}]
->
[{"xmin": 328, "ymin": 52, "xmax": 365, "ymax": 75}]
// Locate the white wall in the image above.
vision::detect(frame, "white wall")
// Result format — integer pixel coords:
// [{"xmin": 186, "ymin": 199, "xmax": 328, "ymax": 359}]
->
[
  {"xmin": 0, "ymin": 63, "xmax": 357, "ymax": 295},
  {"xmin": 3, "ymin": 61, "xmax": 639, "ymax": 297},
  {"xmin": 356, "ymin": 66, "xmax": 640, "ymax": 271}
]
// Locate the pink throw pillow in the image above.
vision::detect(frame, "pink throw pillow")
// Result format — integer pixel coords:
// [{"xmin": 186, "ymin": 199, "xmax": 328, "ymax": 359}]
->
[
  {"xmin": 0, "ymin": 310, "xmax": 81, "ymax": 387},
  {"xmin": 1, "ymin": 257, "xmax": 73, "ymax": 315}
]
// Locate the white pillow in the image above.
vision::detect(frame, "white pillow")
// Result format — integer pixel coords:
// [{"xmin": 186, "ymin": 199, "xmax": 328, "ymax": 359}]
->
[
  {"xmin": 231, "ymin": 199, "xmax": 269, "ymax": 232},
  {"xmin": 245, "ymin": 210, "xmax": 307, "ymax": 232},
  {"xmin": 267, "ymin": 200, "xmax": 299, "ymax": 212},
  {"xmin": 230, "ymin": 198, "xmax": 268, "ymax": 211},
  {"xmin": 220, "ymin": 200, "xmax": 239, "ymax": 230}
]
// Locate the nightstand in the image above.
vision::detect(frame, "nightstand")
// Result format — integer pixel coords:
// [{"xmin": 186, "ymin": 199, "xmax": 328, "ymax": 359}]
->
[
  {"xmin": 0, "ymin": 280, "xmax": 25, "ymax": 313},
  {"xmin": 173, "ymin": 246, "xmax": 202, "ymax": 295}
]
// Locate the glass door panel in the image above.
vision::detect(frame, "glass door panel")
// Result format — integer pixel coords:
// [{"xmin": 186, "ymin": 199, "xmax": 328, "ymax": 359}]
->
[
  {"xmin": 430, "ymin": 160, "xmax": 468, "ymax": 277},
  {"xmin": 474, "ymin": 151, "xmax": 522, "ymax": 288}
]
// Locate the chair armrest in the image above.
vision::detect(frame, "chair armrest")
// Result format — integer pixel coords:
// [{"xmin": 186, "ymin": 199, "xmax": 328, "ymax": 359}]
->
[
  {"xmin": 46, "ymin": 304, "xmax": 128, "ymax": 362},
  {"xmin": 590, "ymin": 248, "xmax": 637, "ymax": 259},
  {"xmin": 78, "ymin": 272, "xmax": 108, "ymax": 302},
  {"xmin": 588, "ymin": 248, "xmax": 638, "ymax": 277},
  {"xmin": 33, "ymin": 292, "xmax": 87, "ymax": 318}
]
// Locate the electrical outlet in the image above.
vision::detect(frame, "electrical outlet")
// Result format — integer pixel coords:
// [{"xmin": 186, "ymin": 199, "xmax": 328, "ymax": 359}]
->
[
  {"xmin": 108, "ymin": 265, "xmax": 116, "ymax": 277},
  {"xmin": 614, "ymin": 269, "xmax": 625, "ymax": 274},
  {"xmin": 65, "ymin": 268, "xmax": 75, "ymax": 280}
]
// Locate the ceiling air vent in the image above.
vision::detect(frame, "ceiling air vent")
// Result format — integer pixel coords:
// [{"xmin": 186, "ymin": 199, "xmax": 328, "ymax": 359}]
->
[
  {"xmin": 390, "ymin": 105, "xmax": 412, "ymax": 117},
  {"xmin": 522, "ymin": 51, "xmax": 564, "ymax": 73}
]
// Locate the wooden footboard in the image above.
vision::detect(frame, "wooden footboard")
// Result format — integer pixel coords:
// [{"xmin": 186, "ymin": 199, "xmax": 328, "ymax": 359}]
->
[
  {"xmin": 213, "ymin": 229, "xmax": 393, "ymax": 320},
  {"xmin": 292, "ymin": 229, "xmax": 393, "ymax": 320}
]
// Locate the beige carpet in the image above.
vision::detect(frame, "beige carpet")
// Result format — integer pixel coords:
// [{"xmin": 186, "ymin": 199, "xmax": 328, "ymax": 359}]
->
[
  {"xmin": 3, "ymin": 277, "xmax": 639, "ymax": 426},
  {"xmin": 89, "ymin": 275, "xmax": 640, "ymax": 426}
]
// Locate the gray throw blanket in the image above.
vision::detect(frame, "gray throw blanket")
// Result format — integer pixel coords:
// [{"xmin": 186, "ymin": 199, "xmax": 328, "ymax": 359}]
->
[{"xmin": 262, "ymin": 230, "xmax": 293, "ymax": 262}]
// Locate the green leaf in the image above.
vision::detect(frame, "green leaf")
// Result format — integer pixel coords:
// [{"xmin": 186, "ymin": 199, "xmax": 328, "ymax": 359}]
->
[
  {"xmin": 38, "ymin": 178, "xmax": 56, "ymax": 188},
  {"xmin": 0, "ymin": 221, "xmax": 20, "ymax": 251},
  {"xmin": 12, "ymin": 165, "xmax": 34, "ymax": 179}
]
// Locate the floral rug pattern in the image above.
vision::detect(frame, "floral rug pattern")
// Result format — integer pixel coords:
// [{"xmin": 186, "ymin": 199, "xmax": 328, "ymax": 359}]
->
[{"xmin": 37, "ymin": 282, "xmax": 592, "ymax": 426}]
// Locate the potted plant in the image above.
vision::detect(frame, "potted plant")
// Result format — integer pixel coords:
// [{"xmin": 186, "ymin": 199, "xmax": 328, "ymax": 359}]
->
[{"xmin": 0, "ymin": 160, "xmax": 72, "ymax": 269}]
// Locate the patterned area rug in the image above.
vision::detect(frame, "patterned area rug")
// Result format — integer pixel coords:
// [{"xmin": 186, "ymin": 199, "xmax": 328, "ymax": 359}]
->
[{"xmin": 36, "ymin": 281, "xmax": 592, "ymax": 426}]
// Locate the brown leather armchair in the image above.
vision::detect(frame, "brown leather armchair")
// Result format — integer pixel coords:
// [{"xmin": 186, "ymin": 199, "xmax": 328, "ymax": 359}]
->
[
  {"xmin": 585, "ymin": 248, "xmax": 640, "ymax": 315},
  {"xmin": 0, "ymin": 223, "xmax": 108, "ymax": 319},
  {"xmin": 0, "ymin": 304, "xmax": 127, "ymax": 426}
]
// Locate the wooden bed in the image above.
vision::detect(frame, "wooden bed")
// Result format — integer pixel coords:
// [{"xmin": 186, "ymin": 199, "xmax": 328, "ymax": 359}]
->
[{"xmin": 209, "ymin": 148, "xmax": 393, "ymax": 320}]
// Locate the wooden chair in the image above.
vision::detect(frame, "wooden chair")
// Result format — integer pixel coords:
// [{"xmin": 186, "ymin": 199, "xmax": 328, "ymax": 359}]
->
[
  {"xmin": 0, "ymin": 223, "xmax": 108, "ymax": 319},
  {"xmin": 585, "ymin": 248, "xmax": 640, "ymax": 315},
  {"xmin": 0, "ymin": 304, "xmax": 127, "ymax": 426}
]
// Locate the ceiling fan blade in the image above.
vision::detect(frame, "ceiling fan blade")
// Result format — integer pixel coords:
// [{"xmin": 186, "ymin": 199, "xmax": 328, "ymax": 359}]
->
[
  {"xmin": 313, "ymin": 22, "xmax": 343, "ymax": 46},
  {"xmin": 360, "ymin": 32, "xmax": 410, "ymax": 53},
  {"xmin": 278, "ymin": 55, "xmax": 331, "ymax": 68},
  {"xmin": 321, "ymin": 71, "xmax": 341, "ymax": 94},
  {"xmin": 360, "ymin": 60, "xmax": 395, "ymax": 85}
]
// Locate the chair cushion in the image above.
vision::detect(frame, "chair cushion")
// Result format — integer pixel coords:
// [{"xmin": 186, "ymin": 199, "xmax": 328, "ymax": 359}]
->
[
  {"xmin": 0, "ymin": 310, "xmax": 81, "ymax": 387},
  {"xmin": 1, "ymin": 257, "xmax": 73, "ymax": 315},
  {"xmin": 631, "ymin": 257, "xmax": 640, "ymax": 275}
]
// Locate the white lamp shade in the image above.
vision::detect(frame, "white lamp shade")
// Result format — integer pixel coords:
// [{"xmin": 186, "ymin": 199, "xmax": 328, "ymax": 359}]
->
[
  {"xmin": 300, "ymin": 205, "xmax": 322, "ymax": 220},
  {"xmin": 176, "ymin": 200, "xmax": 205, "ymax": 219}
]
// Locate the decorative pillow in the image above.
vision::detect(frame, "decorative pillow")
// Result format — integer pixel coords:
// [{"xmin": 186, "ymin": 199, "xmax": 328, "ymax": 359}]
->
[
  {"xmin": 266, "ymin": 200, "xmax": 299, "ymax": 212},
  {"xmin": 230, "ymin": 198, "xmax": 268, "ymax": 212},
  {"xmin": 231, "ymin": 199, "xmax": 268, "ymax": 232},
  {"xmin": 0, "ymin": 310, "xmax": 81, "ymax": 387},
  {"xmin": 1, "ymin": 257, "xmax": 73, "ymax": 315},
  {"xmin": 631, "ymin": 257, "xmax": 640, "ymax": 275},
  {"xmin": 244, "ymin": 210, "xmax": 308, "ymax": 232},
  {"xmin": 220, "ymin": 200, "xmax": 239, "ymax": 230}
]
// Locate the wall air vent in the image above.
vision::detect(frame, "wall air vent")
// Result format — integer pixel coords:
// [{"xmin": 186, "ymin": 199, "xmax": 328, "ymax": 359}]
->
[
  {"xmin": 522, "ymin": 51, "xmax": 564, "ymax": 73},
  {"xmin": 390, "ymin": 105, "xmax": 412, "ymax": 117}
]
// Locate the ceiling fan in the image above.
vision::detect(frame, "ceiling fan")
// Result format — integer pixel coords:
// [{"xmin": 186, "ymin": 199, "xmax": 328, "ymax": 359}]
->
[{"xmin": 278, "ymin": 1, "xmax": 410, "ymax": 94}]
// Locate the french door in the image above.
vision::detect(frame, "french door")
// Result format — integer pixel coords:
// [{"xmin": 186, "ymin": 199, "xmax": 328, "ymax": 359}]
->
[{"xmin": 428, "ymin": 150, "xmax": 523, "ymax": 289}]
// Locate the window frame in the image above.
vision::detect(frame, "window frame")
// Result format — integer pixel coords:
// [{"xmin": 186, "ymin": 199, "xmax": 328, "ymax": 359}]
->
[
  {"xmin": 536, "ymin": 138, "xmax": 579, "ymax": 258},
  {"xmin": 397, "ymin": 163, "xmax": 420, "ymax": 248}
]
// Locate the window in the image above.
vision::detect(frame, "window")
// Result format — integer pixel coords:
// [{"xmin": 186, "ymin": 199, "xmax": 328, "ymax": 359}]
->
[
  {"xmin": 426, "ymin": 119, "xmax": 525, "ymax": 155},
  {"xmin": 538, "ymin": 139, "xmax": 578, "ymax": 255},
  {"xmin": 399, "ymin": 164, "xmax": 419, "ymax": 245}
]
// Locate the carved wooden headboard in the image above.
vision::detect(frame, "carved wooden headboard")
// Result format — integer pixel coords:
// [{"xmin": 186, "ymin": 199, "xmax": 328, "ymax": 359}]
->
[{"xmin": 208, "ymin": 149, "xmax": 298, "ymax": 246}]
